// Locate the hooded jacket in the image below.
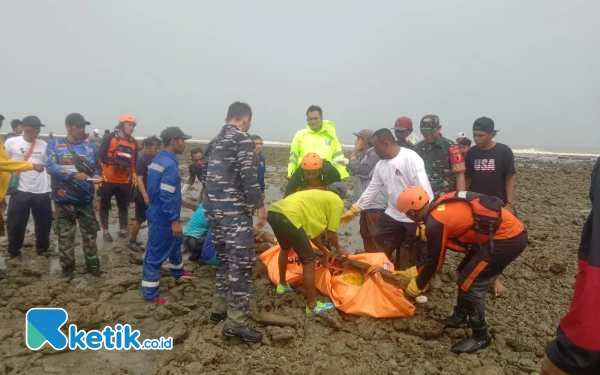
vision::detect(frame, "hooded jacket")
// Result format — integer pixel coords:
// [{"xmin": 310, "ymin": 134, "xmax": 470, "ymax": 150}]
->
[{"xmin": 287, "ymin": 121, "xmax": 348, "ymax": 179}]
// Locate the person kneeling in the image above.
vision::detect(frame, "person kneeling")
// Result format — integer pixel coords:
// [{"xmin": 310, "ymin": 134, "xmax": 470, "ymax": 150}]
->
[
  {"xmin": 397, "ymin": 187, "xmax": 527, "ymax": 354},
  {"xmin": 268, "ymin": 183, "xmax": 349, "ymax": 316}
]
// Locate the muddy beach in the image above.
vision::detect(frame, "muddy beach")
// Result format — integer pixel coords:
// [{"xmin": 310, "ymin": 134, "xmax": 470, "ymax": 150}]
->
[{"xmin": 0, "ymin": 143, "xmax": 596, "ymax": 375}]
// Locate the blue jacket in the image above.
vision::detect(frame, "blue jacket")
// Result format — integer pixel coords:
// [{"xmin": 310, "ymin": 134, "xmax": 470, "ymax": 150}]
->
[
  {"xmin": 257, "ymin": 153, "xmax": 266, "ymax": 193},
  {"xmin": 45, "ymin": 139, "xmax": 100, "ymax": 204},
  {"xmin": 146, "ymin": 150, "xmax": 181, "ymax": 225}
]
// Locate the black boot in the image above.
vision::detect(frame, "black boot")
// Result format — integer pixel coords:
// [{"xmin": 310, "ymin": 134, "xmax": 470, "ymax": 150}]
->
[
  {"xmin": 209, "ymin": 312, "xmax": 227, "ymax": 324},
  {"xmin": 222, "ymin": 324, "xmax": 263, "ymax": 342},
  {"xmin": 451, "ymin": 324, "xmax": 492, "ymax": 354},
  {"xmin": 451, "ymin": 293, "xmax": 492, "ymax": 354},
  {"xmin": 436, "ymin": 306, "xmax": 468, "ymax": 329}
]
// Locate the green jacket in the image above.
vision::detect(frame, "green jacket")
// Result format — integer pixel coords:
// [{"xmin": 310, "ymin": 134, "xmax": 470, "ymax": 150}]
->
[{"xmin": 288, "ymin": 121, "xmax": 348, "ymax": 179}]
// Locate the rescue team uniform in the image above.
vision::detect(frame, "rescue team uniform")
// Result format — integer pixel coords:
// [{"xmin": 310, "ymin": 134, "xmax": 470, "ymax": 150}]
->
[
  {"xmin": 268, "ymin": 190, "xmax": 344, "ymax": 264},
  {"xmin": 545, "ymin": 158, "xmax": 600, "ymax": 374},
  {"xmin": 288, "ymin": 121, "xmax": 349, "ymax": 179},
  {"xmin": 418, "ymin": 193, "xmax": 526, "ymax": 353},
  {"xmin": 346, "ymin": 147, "xmax": 386, "ymax": 253},
  {"xmin": 141, "ymin": 150, "xmax": 184, "ymax": 300},
  {"xmin": 355, "ymin": 148, "xmax": 433, "ymax": 264},
  {"xmin": 4, "ymin": 136, "xmax": 52, "ymax": 257},
  {"xmin": 203, "ymin": 124, "xmax": 263, "ymax": 329},
  {"xmin": 284, "ymin": 160, "xmax": 340, "ymax": 198},
  {"xmin": 98, "ymin": 133, "xmax": 137, "ymax": 232},
  {"xmin": 45, "ymin": 139, "xmax": 101, "ymax": 274}
]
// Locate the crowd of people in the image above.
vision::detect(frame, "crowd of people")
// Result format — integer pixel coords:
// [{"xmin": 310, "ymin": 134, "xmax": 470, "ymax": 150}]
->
[{"xmin": 0, "ymin": 104, "xmax": 597, "ymax": 372}]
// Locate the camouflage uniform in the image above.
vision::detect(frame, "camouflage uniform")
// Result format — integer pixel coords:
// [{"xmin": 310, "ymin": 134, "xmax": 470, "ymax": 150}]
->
[
  {"xmin": 415, "ymin": 115, "xmax": 466, "ymax": 199},
  {"xmin": 54, "ymin": 203, "xmax": 100, "ymax": 271},
  {"xmin": 45, "ymin": 137, "xmax": 101, "ymax": 273},
  {"xmin": 203, "ymin": 124, "xmax": 263, "ymax": 327}
]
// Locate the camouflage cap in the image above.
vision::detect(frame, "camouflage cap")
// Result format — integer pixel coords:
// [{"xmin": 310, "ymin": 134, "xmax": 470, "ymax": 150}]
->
[{"xmin": 419, "ymin": 115, "xmax": 440, "ymax": 134}]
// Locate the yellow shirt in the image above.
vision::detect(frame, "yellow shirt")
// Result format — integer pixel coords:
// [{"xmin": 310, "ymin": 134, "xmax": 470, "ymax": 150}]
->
[
  {"xmin": 269, "ymin": 189, "xmax": 344, "ymax": 239},
  {"xmin": 0, "ymin": 139, "xmax": 33, "ymax": 201}
]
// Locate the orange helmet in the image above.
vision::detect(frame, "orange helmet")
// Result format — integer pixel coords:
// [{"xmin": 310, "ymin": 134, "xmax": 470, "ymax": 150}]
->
[
  {"xmin": 119, "ymin": 114, "xmax": 137, "ymax": 124},
  {"xmin": 397, "ymin": 186, "xmax": 430, "ymax": 213},
  {"xmin": 301, "ymin": 153, "xmax": 323, "ymax": 171}
]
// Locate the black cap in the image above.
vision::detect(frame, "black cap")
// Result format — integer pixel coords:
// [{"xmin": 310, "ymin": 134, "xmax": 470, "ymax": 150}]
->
[
  {"xmin": 160, "ymin": 126, "xmax": 192, "ymax": 144},
  {"xmin": 327, "ymin": 182, "xmax": 347, "ymax": 200},
  {"xmin": 22, "ymin": 116, "xmax": 45, "ymax": 127},
  {"xmin": 65, "ymin": 113, "xmax": 91, "ymax": 127},
  {"xmin": 473, "ymin": 117, "xmax": 497, "ymax": 133}
]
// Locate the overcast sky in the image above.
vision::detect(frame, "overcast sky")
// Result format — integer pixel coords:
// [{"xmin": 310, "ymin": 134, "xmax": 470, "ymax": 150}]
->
[{"xmin": 1, "ymin": 0, "xmax": 598, "ymax": 148}]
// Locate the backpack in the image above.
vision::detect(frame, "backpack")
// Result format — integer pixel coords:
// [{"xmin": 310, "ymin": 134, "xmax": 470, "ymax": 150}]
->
[
  {"xmin": 429, "ymin": 191, "xmax": 504, "ymax": 251},
  {"xmin": 99, "ymin": 132, "xmax": 137, "ymax": 172}
]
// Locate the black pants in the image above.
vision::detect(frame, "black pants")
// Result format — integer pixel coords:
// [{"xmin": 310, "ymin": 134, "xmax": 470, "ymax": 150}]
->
[
  {"xmin": 457, "ymin": 230, "xmax": 528, "ymax": 297},
  {"xmin": 374, "ymin": 212, "xmax": 424, "ymax": 269},
  {"xmin": 7, "ymin": 191, "xmax": 52, "ymax": 256},
  {"xmin": 359, "ymin": 210, "xmax": 383, "ymax": 253},
  {"xmin": 98, "ymin": 182, "xmax": 131, "ymax": 230},
  {"xmin": 267, "ymin": 211, "xmax": 316, "ymax": 264}
]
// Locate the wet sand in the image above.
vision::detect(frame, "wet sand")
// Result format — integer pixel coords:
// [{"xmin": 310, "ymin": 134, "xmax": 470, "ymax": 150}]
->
[{"xmin": 0, "ymin": 144, "xmax": 596, "ymax": 375}]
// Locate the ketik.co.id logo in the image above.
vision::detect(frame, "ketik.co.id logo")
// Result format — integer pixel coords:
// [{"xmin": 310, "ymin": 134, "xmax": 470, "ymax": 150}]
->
[{"xmin": 26, "ymin": 308, "xmax": 172, "ymax": 351}]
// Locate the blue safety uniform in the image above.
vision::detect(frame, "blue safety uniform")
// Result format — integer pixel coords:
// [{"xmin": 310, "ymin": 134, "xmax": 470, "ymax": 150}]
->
[{"xmin": 141, "ymin": 150, "xmax": 184, "ymax": 300}]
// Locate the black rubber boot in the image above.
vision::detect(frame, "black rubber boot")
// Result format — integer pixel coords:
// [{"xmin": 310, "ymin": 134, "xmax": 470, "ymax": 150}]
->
[
  {"xmin": 451, "ymin": 325, "xmax": 492, "ymax": 354},
  {"xmin": 209, "ymin": 312, "xmax": 227, "ymax": 324},
  {"xmin": 222, "ymin": 324, "xmax": 263, "ymax": 342},
  {"xmin": 451, "ymin": 293, "xmax": 492, "ymax": 354},
  {"xmin": 436, "ymin": 306, "xmax": 468, "ymax": 329}
]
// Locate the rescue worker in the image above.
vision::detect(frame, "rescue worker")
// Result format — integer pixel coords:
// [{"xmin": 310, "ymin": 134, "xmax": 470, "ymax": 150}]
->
[
  {"xmin": 396, "ymin": 186, "xmax": 527, "ymax": 354},
  {"xmin": 541, "ymin": 158, "xmax": 600, "ymax": 375},
  {"xmin": 142, "ymin": 126, "xmax": 195, "ymax": 304},
  {"xmin": 97, "ymin": 115, "xmax": 138, "ymax": 242},
  {"xmin": 129, "ymin": 136, "xmax": 162, "ymax": 252},
  {"xmin": 268, "ymin": 184, "xmax": 349, "ymax": 315},
  {"xmin": 346, "ymin": 129, "xmax": 386, "ymax": 253},
  {"xmin": 287, "ymin": 105, "xmax": 348, "ymax": 180},
  {"xmin": 202, "ymin": 102, "xmax": 266, "ymax": 342},
  {"xmin": 45, "ymin": 113, "xmax": 102, "ymax": 278},
  {"xmin": 341, "ymin": 128, "xmax": 433, "ymax": 269},
  {"xmin": 284, "ymin": 153, "xmax": 340, "ymax": 197},
  {"xmin": 415, "ymin": 115, "xmax": 466, "ymax": 199},
  {"xmin": 392, "ymin": 116, "xmax": 416, "ymax": 150}
]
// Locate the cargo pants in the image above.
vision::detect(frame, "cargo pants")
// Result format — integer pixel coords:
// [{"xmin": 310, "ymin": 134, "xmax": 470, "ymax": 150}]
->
[
  {"xmin": 206, "ymin": 212, "xmax": 255, "ymax": 327},
  {"xmin": 54, "ymin": 203, "xmax": 100, "ymax": 272}
]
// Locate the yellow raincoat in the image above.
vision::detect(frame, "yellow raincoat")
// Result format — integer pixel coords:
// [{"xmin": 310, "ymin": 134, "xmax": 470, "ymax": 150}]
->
[{"xmin": 287, "ymin": 120, "xmax": 348, "ymax": 179}]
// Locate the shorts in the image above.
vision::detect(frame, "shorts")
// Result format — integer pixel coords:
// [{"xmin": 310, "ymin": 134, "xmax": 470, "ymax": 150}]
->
[
  {"xmin": 135, "ymin": 198, "xmax": 148, "ymax": 222},
  {"xmin": 267, "ymin": 211, "xmax": 316, "ymax": 264}
]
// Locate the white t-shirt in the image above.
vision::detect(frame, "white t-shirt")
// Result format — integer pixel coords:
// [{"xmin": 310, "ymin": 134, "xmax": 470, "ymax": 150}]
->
[
  {"xmin": 4, "ymin": 136, "xmax": 50, "ymax": 194},
  {"xmin": 356, "ymin": 148, "xmax": 434, "ymax": 222}
]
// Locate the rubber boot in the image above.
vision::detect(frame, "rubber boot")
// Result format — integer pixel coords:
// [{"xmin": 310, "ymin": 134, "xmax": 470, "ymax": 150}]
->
[
  {"xmin": 451, "ymin": 324, "xmax": 492, "ymax": 354},
  {"xmin": 437, "ymin": 291, "xmax": 468, "ymax": 329},
  {"xmin": 436, "ymin": 306, "xmax": 468, "ymax": 329},
  {"xmin": 451, "ymin": 293, "xmax": 491, "ymax": 354}
]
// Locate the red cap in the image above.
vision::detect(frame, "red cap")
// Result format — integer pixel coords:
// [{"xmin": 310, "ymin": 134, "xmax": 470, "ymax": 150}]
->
[{"xmin": 392, "ymin": 116, "xmax": 413, "ymax": 130}]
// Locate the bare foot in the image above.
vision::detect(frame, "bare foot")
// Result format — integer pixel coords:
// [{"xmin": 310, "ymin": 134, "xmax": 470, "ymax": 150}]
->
[{"xmin": 493, "ymin": 278, "xmax": 506, "ymax": 297}]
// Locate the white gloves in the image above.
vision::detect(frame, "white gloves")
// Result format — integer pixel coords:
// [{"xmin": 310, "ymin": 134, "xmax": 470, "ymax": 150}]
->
[
  {"xmin": 332, "ymin": 157, "xmax": 349, "ymax": 166},
  {"xmin": 181, "ymin": 184, "xmax": 191, "ymax": 195}
]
